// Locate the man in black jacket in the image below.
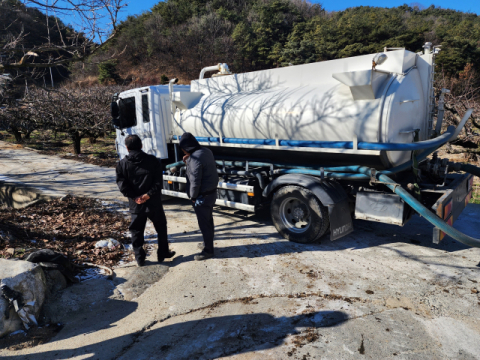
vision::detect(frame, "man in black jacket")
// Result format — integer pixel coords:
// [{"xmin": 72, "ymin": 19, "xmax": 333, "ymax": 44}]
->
[
  {"xmin": 179, "ymin": 133, "xmax": 219, "ymax": 261},
  {"xmin": 116, "ymin": 135, "xmax": 175, "ymax": 266}
]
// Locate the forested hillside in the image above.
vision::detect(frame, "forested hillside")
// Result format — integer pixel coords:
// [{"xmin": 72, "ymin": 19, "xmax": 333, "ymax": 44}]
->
[
  {"xmin": 0, "ymin": 0, "xmax": 77, "ymax": 83},
  {"xmin": 80, "ymin": 0, "xmax": 480, "ymax": 84}
]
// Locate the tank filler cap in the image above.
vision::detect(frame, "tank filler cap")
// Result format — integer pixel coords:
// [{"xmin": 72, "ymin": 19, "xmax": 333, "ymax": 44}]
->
[
  {"xmin": 423, "ymin": 42, "xmax": 433, "ymax": 54},
  {"xmin": 212, "ymin": 63, "xmax": 233, "ymax": 77},
  {"xmin": 372, "ymin": 53, "xmax": 388, "ymax": 69}
]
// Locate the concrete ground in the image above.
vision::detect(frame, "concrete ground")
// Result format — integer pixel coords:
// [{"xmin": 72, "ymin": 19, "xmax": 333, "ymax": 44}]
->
[
  {"xmin": 1, "ymin": 142, "xmax": 480, "ymax": 359},
  {"xmin": 0, "ymin": 142, "xmax": 119, "ymax": 200}
]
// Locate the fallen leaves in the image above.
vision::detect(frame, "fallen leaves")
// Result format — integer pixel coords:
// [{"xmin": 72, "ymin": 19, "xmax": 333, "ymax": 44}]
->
[{"xmin": 0, "ymin": 195, "xmax": 131, "ymax": 267}]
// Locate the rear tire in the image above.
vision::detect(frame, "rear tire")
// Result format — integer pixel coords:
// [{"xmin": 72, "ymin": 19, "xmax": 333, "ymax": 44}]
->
[{"xmin": 270, "ymin": 185, "xmax": 330, "ymax": 243}]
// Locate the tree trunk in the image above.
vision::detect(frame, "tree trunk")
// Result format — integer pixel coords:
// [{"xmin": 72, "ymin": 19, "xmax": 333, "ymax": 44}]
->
[
  {"xmin": 11, "ymin": 128, "xmax": 23, "ymax": 142},
  {"xmin": 71, "ymin": 131, "xmax": 82, "ymax": 155},
  {"xmin": 24, "ymin": 130, "xmax": 32, "ymax": 140}
]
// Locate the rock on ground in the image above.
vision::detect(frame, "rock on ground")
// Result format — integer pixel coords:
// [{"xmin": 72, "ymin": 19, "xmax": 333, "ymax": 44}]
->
[{"xmin": 0, "ymin": 259, "xmax": 47, "ymax": 337}]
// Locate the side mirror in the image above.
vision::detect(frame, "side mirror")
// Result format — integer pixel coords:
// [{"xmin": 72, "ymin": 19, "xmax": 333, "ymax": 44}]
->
[
  {"xmin": 111, "ymin": 101, "xmax": 119, "ymax": 119},
  {"xmin": 111, "ymin": 101, "xmax": 120, "ymax": 128},
  {"xmin": 112, "ymin": 118, "xmax": 120, "ymax": 128}
]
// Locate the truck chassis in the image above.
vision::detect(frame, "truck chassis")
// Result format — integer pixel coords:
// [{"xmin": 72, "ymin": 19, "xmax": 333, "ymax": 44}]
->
[{"xmin": 162, "ymin": 143, "xmax": 474, "ymax": 244}]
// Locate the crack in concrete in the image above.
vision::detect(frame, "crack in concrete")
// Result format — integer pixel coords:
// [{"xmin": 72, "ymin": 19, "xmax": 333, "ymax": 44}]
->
[{"xmin": 111, "ymin": 291, "xmax": 399, "ymax": 359}]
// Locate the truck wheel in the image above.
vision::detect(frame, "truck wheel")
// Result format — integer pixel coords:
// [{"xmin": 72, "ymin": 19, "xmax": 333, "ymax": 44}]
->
[{"xmin": 271, "ymin": 185, "xmax": 330, "ymax": 243}]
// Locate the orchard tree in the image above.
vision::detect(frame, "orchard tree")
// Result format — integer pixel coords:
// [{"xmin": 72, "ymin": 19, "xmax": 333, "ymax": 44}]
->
[
  {"xmin": 33, "ymin": 85, "xmax": 125, "ymax": 154},
  {"xmin": 0, "ymin": 97, "xmax": 37, "ymax": 142}
]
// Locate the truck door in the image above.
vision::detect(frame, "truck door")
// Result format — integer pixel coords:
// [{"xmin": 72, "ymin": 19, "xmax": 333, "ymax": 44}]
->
[
  {"xmin": 149, "ymin": 89, "xmax": 169, "ymax": 159},
  {"xmin": 115, "ymin": 89, "xmax": 155, "ymax": 157},
  {"xmin": 137, "ymin": 91, "xmax": 155, "ymax": 156}
]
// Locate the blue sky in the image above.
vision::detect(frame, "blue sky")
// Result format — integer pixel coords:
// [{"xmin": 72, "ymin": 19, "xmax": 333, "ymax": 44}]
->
[{"xmin": 118, "ymin": 0, "xmax": 479, "ymax": 21}]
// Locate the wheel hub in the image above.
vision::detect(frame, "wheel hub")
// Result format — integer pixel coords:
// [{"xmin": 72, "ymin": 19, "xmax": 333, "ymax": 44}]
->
[
  {"xmin": 293, "ymin": 207, "xmax": 305, "ymax": 220},
  {"xmin": 279, "ymin": 197, "xmax": 311, "ymax": 234}
]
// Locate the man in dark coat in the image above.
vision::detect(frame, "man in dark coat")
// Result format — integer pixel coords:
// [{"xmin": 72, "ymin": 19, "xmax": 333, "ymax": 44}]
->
[
  {"xmin": 116, "ymin": 135, "xmax": 175, "ymax": 266},
  {"xmin": 179, "ymin": 133, "xmax": 219, "ymax": 260}
]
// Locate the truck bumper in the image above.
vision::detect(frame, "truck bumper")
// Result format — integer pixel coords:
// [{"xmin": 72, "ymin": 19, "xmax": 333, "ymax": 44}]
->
[{"xmin": 431, "ymin": 173, "xmax": 474, "ymax": 243}]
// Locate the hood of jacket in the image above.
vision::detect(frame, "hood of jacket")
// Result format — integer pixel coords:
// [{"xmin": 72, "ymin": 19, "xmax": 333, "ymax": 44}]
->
[
  {"xmin": 179, "ymin": 133, "xmax": 201, "ymax": 154},
  {"xmin": 126, "ymin": 149, "xmax": 147, "ymax": 164}
]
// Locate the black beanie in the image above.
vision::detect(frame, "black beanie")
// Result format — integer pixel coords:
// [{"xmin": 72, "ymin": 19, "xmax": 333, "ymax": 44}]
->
[{"xmin": 179, "ymin": 133, "xmax": 201, "ymax": 154}]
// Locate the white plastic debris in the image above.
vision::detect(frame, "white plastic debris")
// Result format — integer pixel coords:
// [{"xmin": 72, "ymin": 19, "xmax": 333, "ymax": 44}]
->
[
  {"xmin": 15, "ymin": 301, "xmax": 37, "ymax": 330},
  {"xmin": 95, "ymin": 238, "xmax": 120, "ymax": 249},
  {"xmin": 95, "ymin": 240, "xmax": 109, "ymax": 248}
]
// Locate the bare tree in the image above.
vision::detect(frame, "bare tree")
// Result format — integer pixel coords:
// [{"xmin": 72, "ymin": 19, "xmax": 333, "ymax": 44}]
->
[
  {"xmin": 437, "ymin": 64, "xmax": 480, "ymax": 144},
  {"xmin": 0, "ymin": 0, "xmax": 126, "ymax": 73},
  {"xmin": 435, "ymin": 64, "xmax": 480, "ymax": 161},
  {"xmin": 29, "ymin": 85, "xmax": 125, "ymax": 154},
  {"xmin": 0, "ymin": 73, "xmax": 38, "ymax": 142},
  {"xmin": 0, "ymin": 99, "xmax": 36, "ymax": 142},
  {"xmin": 0, "ymin": 85, "xmax": 127, "ymax": 152}
]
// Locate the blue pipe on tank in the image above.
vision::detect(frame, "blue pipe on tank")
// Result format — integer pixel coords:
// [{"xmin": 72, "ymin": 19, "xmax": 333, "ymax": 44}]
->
[
  {"xmin": 357, "ymin": 167, "xmax": 480, "ymax": 248},
  {"xmin": 166, "ymin": 145, "xmax": 439, "ymax": 174},
  {"xmin": 165, "ymin": 161, "xmax": 185, "ymax": 169},
  {"xmin": 276, "ymin": 130, "xmax": 454, "ymax": 150},
  {"xmin": 459, "ymin": 164, "xmax": 480, "ymax": 178},
  {"xmin": 272, "ymin": 146, "xmax": 439, "ymax": 179},
  {"xmin": 173, "ymin": 127, "xmax": 456, "ymax": 151}
]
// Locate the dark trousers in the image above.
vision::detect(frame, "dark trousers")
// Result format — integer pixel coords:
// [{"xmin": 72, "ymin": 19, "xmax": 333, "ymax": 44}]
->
[
  {"xmin": 129, "ymin": 206, "xmax": 169, "ymax": 262},
  {"xmin": 193, "ymin": 193, "xmax": 216, "ymax": 254}
]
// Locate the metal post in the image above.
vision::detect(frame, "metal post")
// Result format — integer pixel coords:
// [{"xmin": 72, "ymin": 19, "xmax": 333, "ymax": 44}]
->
[{"xmin": 49, "ymin": 67, "xmax": 54, "ymax": 88}]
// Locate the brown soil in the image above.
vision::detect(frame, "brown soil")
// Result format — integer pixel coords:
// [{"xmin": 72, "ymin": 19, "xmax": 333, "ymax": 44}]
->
[
  {"xmin": 292, "ymin": 327, "xmax": 320, "ymax": 348},
  {"xmin": 0, "ymin": 324, "xmax": 63, "ymax": 351}
]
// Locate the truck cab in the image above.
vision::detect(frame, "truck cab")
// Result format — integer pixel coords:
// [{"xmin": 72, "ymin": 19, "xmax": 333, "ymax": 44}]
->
[{"xmin": 112, "ymin": 85, "xmax": 190, "ymax": 161}]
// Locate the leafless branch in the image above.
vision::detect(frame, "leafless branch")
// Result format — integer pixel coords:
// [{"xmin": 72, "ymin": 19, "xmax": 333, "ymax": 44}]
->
[{"xmin": 0, "ymin": 0, "xmax": 127, "ymax": 72}]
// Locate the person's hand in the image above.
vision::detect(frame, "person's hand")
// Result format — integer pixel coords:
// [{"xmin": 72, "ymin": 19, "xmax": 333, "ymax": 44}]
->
[
  {"xmin": 135, "ymin": 194, "xmax": 150, "ymax": 204},
  {"xmin": 183, "ymin": 154, "xmax": 190, "ymax": 162}
]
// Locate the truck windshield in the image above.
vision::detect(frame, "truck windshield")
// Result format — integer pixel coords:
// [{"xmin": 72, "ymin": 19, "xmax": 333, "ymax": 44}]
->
[{"xmin": 118, "ymin": 96, "xmax": 137, "ymax": 129}]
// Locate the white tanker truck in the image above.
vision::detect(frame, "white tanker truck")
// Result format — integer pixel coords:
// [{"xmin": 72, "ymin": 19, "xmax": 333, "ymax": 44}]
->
[{"xmin": 112, "ymin": 43, "xmax": 480, "ymax": 247}]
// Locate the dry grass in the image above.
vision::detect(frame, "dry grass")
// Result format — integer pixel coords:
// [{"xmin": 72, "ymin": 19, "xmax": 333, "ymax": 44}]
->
[{"xmin": 66, "ymin": 76, "xmax": 101, "ymax": 89}]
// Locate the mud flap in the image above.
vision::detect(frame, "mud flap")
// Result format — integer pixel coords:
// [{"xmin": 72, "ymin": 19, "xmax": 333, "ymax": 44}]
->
[{"xmin": 328, "ymin": 199, "xmax": 353, "ymax": 241}]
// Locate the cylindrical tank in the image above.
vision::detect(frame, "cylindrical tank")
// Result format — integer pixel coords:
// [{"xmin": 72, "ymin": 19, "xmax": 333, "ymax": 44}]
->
[{"xmin": 173, "ymin": 49, "xmax": 434, "ymax": 169}]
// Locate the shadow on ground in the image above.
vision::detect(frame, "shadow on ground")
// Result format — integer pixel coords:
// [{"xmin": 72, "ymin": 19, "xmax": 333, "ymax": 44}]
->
[
  {"xmin": 4, "ymin": 310, "xmax": 348, "ymax": 360},
  {"xmin": 0, "ymin": 295, "xmax": 137, "ymax": 355}
]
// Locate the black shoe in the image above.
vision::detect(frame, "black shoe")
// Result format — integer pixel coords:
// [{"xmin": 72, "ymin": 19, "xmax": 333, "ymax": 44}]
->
[
  {"xmin": 158, "ymin": 251, "xmax": 176, "ymax": 263},
  {"xmin": 194, "ymin": 251, "xmax": 214, "ymax": 261},
  {"xmin": 197, "ymin": 243, "xmax": 205, "ymax": 250},
  {"xmin": 165, "ymin": 250, "xmax": 176, "ymax": 258},
  {"xmin": 136, "ymin": 258, "xmax": 146, "ymax": 267}
]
